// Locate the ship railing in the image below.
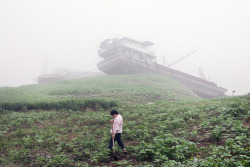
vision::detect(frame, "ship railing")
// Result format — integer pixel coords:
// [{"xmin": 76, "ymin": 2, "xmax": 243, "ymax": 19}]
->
[
  {"xmin": 98, "ymin": 43, "xmax": 155, "ymax": 57},
  {"xmin": 122, "ymin": 43, "xmax": 155, "ymax": 56},
  {"xmin": 98, "ymin": 43, "xmax": 120, "ymax": 54}
]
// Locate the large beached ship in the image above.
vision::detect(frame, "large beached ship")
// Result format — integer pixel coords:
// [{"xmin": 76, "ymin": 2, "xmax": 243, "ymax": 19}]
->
[{"xmin": 97, "ymin": 37, "xmax": 227, "ymax": 98}]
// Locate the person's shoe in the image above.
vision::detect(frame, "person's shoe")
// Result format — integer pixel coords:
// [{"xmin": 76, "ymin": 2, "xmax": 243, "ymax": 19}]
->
[{"xmin": 123, "ymin": 148, "xmax": 127, "ymax": 154}]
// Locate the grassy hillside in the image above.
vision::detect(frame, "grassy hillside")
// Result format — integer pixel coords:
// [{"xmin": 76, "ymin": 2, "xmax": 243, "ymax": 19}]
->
[
  {"xmin": 0, "ymin": 74, "xmax": 249, "ymax": 166},
  {"xmin": 0, "ymin": 74, "xmax": 200, "ymax": 111}
]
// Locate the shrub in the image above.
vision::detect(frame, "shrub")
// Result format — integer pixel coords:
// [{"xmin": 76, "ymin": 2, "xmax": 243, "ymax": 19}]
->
[
  {"xmin": 224, "ymin": 101, "xmax": 247, "ymax": 117},
  {"xmin": 36, "ymin": 154, "xmax": 73, "ymax": 167},
  {"xmin": 0, "ymin": 99, "xmax": 118, "ymax": 112},
  {"xmin": 136, "ymin": 134, "xmax": 197, "ymax": 162}
]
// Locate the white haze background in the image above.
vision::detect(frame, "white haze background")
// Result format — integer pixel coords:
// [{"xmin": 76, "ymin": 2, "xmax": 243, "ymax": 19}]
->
[{"xmin": 0, "ymin": 0, "xmax": 250, "ymax": 96}]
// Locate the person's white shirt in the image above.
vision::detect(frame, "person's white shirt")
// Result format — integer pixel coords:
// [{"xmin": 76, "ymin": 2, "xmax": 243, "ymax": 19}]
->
[{"xmin": 110, "ymin": 114, "xmax": 123, "ymax": 134}]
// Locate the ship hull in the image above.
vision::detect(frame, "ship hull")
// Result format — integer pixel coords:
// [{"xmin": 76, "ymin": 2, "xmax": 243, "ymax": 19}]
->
[
  {"xmin": 98, "ymin": 55, "xmax": 227, "ymax": 98},
  {"xmin": 98, "ymin": 54, "xmax": 158, "ymax": 74}
]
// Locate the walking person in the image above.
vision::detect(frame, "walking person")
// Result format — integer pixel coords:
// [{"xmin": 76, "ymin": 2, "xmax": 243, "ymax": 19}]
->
[{"xmin": 109, "ymin": 110, "xmax": 127, "ymax": 153}]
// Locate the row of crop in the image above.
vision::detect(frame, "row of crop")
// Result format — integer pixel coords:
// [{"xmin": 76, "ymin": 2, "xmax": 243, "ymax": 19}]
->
[
  {"xmin": 0, "ymin": 108, "xmax": 114, "ymax": 166},
  {"xmin": 120, "ymin": 97, "xmax": 250, "ymax": 166},
  {"xmin": 1, "ymin": 95, "xmax": 249, "ymax": 166},
  {"xmin": 0, "ymin": 99, "xmax": 118, "ymax": 112}
]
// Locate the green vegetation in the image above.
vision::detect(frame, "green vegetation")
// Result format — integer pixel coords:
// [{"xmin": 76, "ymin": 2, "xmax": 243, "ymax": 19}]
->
[
  {"xmin": 0, "ymin": 74, "xmax": 249, "ymax": 166},
  {"xmin": 0, "ymin": 74, "xmax": 199, "ymax": 103}
]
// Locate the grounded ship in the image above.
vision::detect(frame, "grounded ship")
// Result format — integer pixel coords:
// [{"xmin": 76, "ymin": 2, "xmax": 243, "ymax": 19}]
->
[{"xmin": 97, "ymin": 37, "xmax": 227, "ymax": 98}]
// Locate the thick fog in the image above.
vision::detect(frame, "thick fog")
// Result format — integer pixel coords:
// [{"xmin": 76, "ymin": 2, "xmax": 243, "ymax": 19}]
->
[{"xmin": 0, "ymin": 0, "xmax": 250, "ymax": 96}]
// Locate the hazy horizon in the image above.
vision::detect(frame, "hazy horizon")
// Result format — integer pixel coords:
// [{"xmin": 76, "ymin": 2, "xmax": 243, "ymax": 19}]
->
[{"xmin": 1, "ymin": 0, "xmax": 250, "ymax": 96}]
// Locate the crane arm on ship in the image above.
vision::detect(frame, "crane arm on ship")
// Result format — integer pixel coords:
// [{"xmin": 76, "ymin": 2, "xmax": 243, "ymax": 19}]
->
[{"xmin": 167, "ymin": 49, "xmax": 198, "ymax": 67}]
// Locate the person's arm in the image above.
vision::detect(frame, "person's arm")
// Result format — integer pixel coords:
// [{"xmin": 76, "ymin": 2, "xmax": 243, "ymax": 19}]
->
[
  {"xmin": 112, "ymin": 129, "xmax": 118, "ymax": 138},
  {"xmin": 110, "ymin": 119, "xmax": 114, "ymax": 124}
]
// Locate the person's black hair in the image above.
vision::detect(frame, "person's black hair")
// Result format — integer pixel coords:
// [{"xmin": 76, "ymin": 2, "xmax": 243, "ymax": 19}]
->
[{"xmin": 110, "ymin": 110, "xmax": 118, "ymax": 115}]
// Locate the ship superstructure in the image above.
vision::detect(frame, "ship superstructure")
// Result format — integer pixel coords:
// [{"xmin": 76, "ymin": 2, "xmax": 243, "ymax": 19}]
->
[
  {"xmin": 97, "ymin": 37, "xmax": 227, "ymax": 98},
  {"xmin": 98, "ymin": 37, "xmax": 157, "ymax": 74}
]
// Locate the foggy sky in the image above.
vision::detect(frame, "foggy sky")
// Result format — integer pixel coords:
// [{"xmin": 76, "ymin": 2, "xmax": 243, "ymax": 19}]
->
[{"xmin": 0, "ymin": 0, "xmax": 250, "ymax": 96}]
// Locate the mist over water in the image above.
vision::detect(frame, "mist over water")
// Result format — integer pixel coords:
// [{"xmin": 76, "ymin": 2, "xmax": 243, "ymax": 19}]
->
[{"xmin": 0, "ymin": 0, "xmax": 250, "ymax": 96}]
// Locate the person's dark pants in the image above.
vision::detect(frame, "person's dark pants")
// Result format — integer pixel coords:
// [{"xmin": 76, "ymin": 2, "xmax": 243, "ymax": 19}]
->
[{"xmin": 109, "ymin": 133, "xmax": 125, "ymax": 150}]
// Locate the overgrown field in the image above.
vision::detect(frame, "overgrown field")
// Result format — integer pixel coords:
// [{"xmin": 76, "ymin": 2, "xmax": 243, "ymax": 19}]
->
[
  {"xmin": 0, "ymin": 74, "xmax": 249, "ymax": 166},
  {"xmin": 0, "ymin": 74, "xmax": 199, "ymax": 109}
]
